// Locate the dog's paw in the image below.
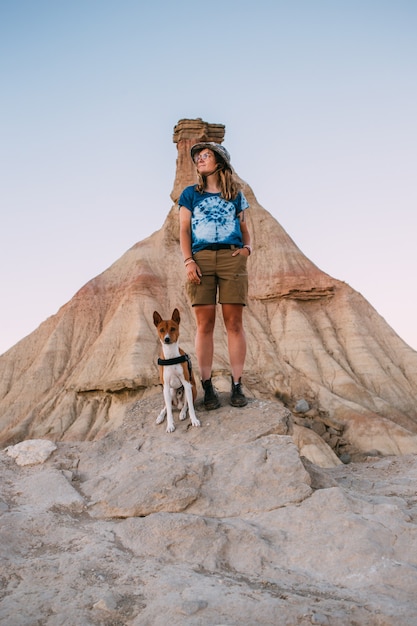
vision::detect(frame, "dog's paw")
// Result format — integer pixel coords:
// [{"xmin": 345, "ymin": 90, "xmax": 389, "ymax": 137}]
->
[
  {"xmin": 166, "ymin": 424, "xmax": 176, "ymax": 433},
  {"xmin": 156, "ymin": 413, "xmax": 166, "ymax": 425},
  {"xmin": 191, "ymin": 418, "xmax": 201, "ymax": 428},
  {"xmin": 179, "ymin": 409, "xmax": 188, "ymax": 421}
]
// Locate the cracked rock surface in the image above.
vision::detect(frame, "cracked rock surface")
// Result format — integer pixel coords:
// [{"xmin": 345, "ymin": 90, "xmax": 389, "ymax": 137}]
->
[{"xmin": 1, "ymin": 395, "xmax": 417, "ymax": 625}]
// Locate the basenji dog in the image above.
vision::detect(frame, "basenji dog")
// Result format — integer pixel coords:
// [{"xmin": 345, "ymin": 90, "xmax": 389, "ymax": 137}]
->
[{"xmin": 153, "ymin": 308, "xmax": 200, "ymax": 433}]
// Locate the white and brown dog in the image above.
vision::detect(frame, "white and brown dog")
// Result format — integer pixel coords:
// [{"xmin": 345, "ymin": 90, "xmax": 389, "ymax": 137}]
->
[{"xmin": 153, "ymin": 308, "xmax": 200, "ymax": 433}]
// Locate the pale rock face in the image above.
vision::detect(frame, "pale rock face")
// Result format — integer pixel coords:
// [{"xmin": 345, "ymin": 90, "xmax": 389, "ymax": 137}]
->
[
  {"xmin": 1, "ymin": 396, "xmax": 417, "ymax": 625},
  {"xmin": 0, "ymin": 118, "xmax": 417, "ymax": 465},
  {"xmin": 5, "ymin": 439, "xmax": 57, "ymax": 466},
  {"xmin": 292, "ymin": 424, "xmax": 342, "ymax": 467}
]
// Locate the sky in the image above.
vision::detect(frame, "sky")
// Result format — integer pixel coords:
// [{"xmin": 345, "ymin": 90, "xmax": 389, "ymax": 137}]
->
[{"xmin": 1, "ymin": 0, "xmax": 416, "ymax": 355}]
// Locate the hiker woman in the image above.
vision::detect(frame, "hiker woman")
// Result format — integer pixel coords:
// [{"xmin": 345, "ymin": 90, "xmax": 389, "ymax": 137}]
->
[{"xmin": 179, "ymin": 142, "xmax": 251, "ymax": 409}]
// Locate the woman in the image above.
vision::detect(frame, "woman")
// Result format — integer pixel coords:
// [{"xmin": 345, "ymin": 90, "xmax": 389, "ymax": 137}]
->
[{"xmin": 178, "ymin": 142, "xmax": 252, "ymax": 409}]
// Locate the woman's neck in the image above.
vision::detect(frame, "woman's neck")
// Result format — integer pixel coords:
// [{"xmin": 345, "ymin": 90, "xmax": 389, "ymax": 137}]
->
[{"xmin": 204, "ymin": 172, "xmax": 221, "ymax": 193}]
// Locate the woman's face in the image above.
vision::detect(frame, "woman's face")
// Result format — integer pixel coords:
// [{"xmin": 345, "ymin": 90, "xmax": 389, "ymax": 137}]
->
[{"xmin": 194, "ymin": 149, "xmax": 216, "ymax": 173}]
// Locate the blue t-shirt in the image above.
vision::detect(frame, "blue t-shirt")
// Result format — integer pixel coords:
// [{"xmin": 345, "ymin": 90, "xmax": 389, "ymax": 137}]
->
[{"xmin": 178, "ymin": 185, "xmax": 249, "ymax": 254}]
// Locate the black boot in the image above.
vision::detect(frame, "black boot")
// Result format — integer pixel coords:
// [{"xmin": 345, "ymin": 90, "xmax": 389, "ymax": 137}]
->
[
  {"xmin": 202, "ymin": 378, "xmax": 220, "ymax": 410},
  {"xmin": 230, "ymin": 377, "xmax": 248, "ymax": 407}
]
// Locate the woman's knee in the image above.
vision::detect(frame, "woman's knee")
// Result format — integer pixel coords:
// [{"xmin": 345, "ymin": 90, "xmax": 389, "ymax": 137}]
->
[
  {"xmin": 222, "ymin": 304, "xmax": 244, "ymax": 333},
  {"xmin": 226, "ymin": 320, "xmax": 244, "ymax": 336},
  {"xmin": 197, "ymin": 321, "xmax": 216, "ymax": 336},
  {"xmin": 224, "ymin": 314, "xmax": 244, "ymax": 335},
  {"xmin": 195, "ymin": 306, "xmax": 216, "ymax": 334}
]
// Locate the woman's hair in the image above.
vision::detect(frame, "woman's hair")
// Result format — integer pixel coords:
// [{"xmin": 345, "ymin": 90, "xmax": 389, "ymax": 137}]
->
[{"xmin": 196, "ymin": 152, "xmax": 241, "ymax": 200}]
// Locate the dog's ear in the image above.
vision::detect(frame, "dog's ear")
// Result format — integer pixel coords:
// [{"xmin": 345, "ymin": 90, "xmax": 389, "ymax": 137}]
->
[
  {"xmin": 172, "ymin": 308, "xmax": 180, "ymax": 324},
  {"xmin": 153, "ymin": 311, "xmax": 162, "ymax": 327}
]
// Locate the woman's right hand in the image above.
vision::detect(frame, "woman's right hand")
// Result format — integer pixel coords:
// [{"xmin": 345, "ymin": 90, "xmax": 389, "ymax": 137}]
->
[{"xmin": 186, "ymin": 260, "xmax": 202, "ymax": 284}]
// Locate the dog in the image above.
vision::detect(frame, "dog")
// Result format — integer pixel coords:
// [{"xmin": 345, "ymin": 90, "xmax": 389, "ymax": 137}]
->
[{"xmin": 153, "ymin": 308, "xmax": 200, "ymax": 433}]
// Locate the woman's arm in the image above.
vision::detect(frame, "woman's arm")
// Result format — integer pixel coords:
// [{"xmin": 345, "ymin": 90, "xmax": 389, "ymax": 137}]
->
[
  {"xmin": 179, "ymin": 206, "xmax": 193, "ymax": 261},
  {"xmin": 233, "ymin": 212, "xmax": 251, "ymax": 256},
  {"xmin": 179, "ymin": 206, "xmax": 201, "ymax": 283},
  {"xmin": 240, "ymin": 215, "xmax": 251, "ymax": 247}
]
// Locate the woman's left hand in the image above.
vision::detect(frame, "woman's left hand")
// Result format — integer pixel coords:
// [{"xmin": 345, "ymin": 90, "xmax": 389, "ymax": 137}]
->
[{"xmin": 232, "ymin": 247, "xmax": 251, "ymax": 257}]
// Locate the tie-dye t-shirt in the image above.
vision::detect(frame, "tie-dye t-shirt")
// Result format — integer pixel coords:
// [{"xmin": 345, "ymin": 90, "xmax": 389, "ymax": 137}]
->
[{"xmin": 179, "ymin": 185, "xmax": 249, "ymax": 254}]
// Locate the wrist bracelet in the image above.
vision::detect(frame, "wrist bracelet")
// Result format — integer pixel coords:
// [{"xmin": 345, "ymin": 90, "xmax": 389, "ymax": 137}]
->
[
  {"xmin": 184, "ymin": 259, "xmax": 196, "ymax": 267},
  {"xmin": 243, "ymin": 245, "xmax": 252, "ymax": 255},
  {"xmin": 184, "ymin": 256, "xmax": 193, "ymax": 264}
]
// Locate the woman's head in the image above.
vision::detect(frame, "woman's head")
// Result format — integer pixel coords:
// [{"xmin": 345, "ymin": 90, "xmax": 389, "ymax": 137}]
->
[
  {"xmin": 191, "ymin": 142, "xmax": 240, "ymax": 200},
  {"xmin": 193, "ymin": 148, "xmax": 218, "ymax": 176},
  {"xmin": 190, "ymin": 142, "xmax": 232, "ymax": 171}
]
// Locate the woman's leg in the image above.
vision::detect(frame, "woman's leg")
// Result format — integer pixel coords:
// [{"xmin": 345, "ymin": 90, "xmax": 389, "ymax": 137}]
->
[
  {"xmin": 222, "ymin": 303, "xmax": 246, "ymax": 382},
  {"xmin": 194, "ymin": 304, "xmax": 216, "ymax": 381},
  {"xmin": 222, "ymin": 303, "xmax": 248, "ymax": 406},
  {"xmin": 194, "ymin": 304, "xmax": 220, "ymax": 409}
]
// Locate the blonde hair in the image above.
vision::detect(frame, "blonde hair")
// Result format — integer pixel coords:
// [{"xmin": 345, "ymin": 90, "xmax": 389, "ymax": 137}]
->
[{"xmin": 196, "ymin": 154, "xmax": 241, "ymax": 201}]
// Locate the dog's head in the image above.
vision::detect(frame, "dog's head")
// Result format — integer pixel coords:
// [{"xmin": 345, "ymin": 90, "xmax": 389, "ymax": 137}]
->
[{"xmin": 153, "ymin": 308, "xmax": 180, "ymax": 344}]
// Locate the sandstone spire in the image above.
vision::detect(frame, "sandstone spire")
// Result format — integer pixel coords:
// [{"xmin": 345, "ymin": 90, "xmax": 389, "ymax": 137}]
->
[
  {"xmin": 1, "ymin": 119, "xmax": 417, "ymax": 459},
  {"xmin": 171, "ymin": 118, "xmax": 225, "ymax": 202}
]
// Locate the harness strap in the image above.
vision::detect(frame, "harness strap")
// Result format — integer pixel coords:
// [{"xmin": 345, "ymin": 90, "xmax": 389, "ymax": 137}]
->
[{"xmin": 158, "ymin": 354, "xmax": 192, "ymax": 378}]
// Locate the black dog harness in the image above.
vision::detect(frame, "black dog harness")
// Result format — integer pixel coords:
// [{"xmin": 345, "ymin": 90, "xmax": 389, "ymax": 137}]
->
[{"xmin": 157, "ymin": 353, "xmax": 193, "ymax": 378}]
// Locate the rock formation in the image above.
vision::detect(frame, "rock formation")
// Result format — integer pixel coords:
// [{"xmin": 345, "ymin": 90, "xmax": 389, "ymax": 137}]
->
[
  {"xmin": 2, "ymin": 119, "xmax": 417, "ymax": 625},
  {"xmin": 1, "ymin": 118, "xmax": 417, "ymax": 463}
]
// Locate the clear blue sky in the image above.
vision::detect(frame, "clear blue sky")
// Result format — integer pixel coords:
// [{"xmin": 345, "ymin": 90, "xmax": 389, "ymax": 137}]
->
[{"xmin": 1, "ymin": 0, "xmax": 416, "ymax": 355}]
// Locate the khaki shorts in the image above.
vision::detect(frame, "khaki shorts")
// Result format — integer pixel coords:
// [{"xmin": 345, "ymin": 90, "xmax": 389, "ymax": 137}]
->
[{"xmin": 186, "ymin": 247, "xmax": 248, "ymax": 306}]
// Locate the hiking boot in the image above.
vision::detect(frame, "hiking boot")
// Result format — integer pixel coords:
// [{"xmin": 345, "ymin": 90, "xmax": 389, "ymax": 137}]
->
[
  {"xmin": 230, "ymin": 377, "xmax": 248, "ymax": 407},
  {"xmin": 202, "ymin": 378, "xmax": 220, "ymax": 410}
]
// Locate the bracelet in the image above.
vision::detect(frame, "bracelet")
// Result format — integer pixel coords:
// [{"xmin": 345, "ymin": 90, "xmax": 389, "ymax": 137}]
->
[
  {"xmin": 183, "ymin": 256, "xmax": 193, "ymax": 264},
  {"xmin": 184, "ymin": 258, "xmax": 196, "ymax": 267},
  {"xmin": 243, "ymin": 245, "xmax": 252, "ymax": 255}
]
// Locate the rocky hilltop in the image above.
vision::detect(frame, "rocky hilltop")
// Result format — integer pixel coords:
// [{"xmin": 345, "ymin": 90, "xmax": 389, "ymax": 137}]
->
[
  {"xmin": 1, "ymin": 118, "xmax": 417, "ymax": 463},
  {"xmin": 1, "ymin": 398, "xmax": 417, "ymax": 625},
  {"xmin": 1, "ymin": 119, "xmax": 417, "ymax": 625}
]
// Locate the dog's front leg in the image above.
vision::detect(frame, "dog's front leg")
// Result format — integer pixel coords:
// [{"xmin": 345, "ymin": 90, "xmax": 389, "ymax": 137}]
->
[
  {"xmin": 179, "ymin": 395, "xmax": 189, "ymax": 421},
  {"xmin": 183, "ymin": 380, "xmax": 201, "ymax": 428},
  {"xmin": 163, "ymin": 384, "xmax": 175, "ymax": 433},
  {"xmin": 156, "ymin": 406, "xmax": 167, "ymax": 425}
]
